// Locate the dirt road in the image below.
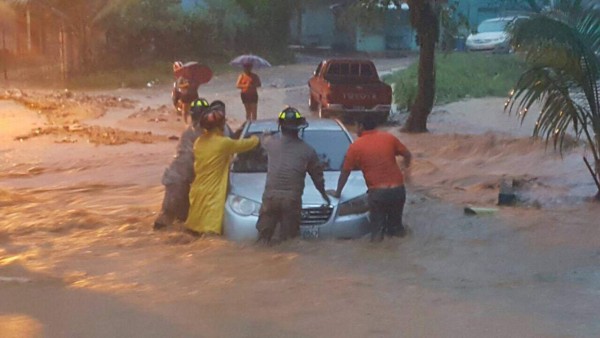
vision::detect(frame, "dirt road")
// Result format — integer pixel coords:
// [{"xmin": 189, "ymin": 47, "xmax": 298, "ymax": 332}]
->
[{"xmin": 1, "ymin": 57, "xmax": 599, "ymax": 338}]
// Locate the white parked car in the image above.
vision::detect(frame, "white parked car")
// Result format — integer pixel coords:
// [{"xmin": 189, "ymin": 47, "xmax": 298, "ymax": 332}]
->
[{"xmin": 466, "ymin": 16, "xmax": 528, "ymax": 52}]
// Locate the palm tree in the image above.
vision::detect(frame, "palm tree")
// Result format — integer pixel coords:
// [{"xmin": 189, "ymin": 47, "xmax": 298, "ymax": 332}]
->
[{"xmin": 506, "ymin": 0, "xmax": 600, "ymax": 200}]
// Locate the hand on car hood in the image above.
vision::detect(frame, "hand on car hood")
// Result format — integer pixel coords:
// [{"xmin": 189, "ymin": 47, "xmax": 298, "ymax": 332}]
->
[{"xmin": 228, "ymin": 171, "xmax": 367, "ymax": 206}]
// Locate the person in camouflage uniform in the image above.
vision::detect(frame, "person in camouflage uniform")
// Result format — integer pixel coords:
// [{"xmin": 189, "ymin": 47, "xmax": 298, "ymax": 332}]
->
[{"xmin": 154, "ymin": 98, "xmax": 211, "ymax": 230}]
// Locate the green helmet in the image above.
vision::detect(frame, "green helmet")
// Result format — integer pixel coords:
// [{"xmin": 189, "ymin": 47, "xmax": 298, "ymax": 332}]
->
[
  {"xmin": 190, "ymin": 98, "xmax": 210, "ymax": 122},
  {"xmin": 278, "ymin": 107, "xmax": 308, "ymax": 131}
]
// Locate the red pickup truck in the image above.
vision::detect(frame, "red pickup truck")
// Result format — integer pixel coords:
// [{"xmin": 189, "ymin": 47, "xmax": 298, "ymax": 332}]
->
[{"xmin": 308, "ymin": 59, "xmax": 392, "ymax": 122}]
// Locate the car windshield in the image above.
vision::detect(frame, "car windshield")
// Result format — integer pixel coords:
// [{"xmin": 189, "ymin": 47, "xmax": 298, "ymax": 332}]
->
[
  {"xmin": 477, "ymin": 20, "xmax": 508, "ymax": 33},
  {"xmin": 232, "ymin": 130, "xmax": 351, "ymax": 173}
]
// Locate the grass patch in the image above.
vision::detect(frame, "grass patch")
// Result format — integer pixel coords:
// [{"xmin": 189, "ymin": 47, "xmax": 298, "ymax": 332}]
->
[
  {"xmin": 383, "ymin": 52, "xmax": 526, "ymax": 110},
  {"xmin": 66, "ymin": 60, "xmax": 233, "ymax": 90}
]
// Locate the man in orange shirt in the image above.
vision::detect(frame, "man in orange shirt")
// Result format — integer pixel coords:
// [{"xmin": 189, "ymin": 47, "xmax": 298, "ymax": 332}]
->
[
  {"xmin": 236, "ymin": 63, "xmax": 261, "ymax": 120},
  {"xmin": 330, "ymin": 117, "xmax": 412, "ymax": 241}
]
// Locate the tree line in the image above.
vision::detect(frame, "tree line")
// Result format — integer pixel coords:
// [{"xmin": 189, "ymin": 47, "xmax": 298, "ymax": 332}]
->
[{"xmin": 1, "ymin": 0, "xmax": 296, "ymax": 74}]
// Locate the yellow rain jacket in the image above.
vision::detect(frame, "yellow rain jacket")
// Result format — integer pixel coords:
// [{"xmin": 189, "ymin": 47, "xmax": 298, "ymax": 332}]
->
[{"xmin": 185, "ymin": 130, "xmax": 259, "ymax": 234}]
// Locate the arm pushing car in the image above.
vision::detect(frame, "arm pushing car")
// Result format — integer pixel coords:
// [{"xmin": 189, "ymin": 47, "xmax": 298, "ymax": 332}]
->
[
  {"xmin": 331, "ymin": 116, "xmax": 412, "ymax": 241},
  {"xmin": 224, "ymin": 117, "xmax": 372, "ymax": 241},
  {"xmin": 256, "ymin": 107, "xmax": 330, "ymax": 244}
]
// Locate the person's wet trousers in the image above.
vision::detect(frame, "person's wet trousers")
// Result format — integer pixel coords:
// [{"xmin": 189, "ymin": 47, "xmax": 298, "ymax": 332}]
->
[
  {"xmin": 367, "ymin": 186, "xmax": 406, "ymax": 241},
  {"xmin": 256, "ymin": 196, "xmax": 302, "ymax": 242}
]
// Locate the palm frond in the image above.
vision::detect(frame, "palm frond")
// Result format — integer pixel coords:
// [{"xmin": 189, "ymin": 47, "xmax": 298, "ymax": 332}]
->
[{"xmin": 508, "ymin": 2, "xmax": 600, "ymax": 161}]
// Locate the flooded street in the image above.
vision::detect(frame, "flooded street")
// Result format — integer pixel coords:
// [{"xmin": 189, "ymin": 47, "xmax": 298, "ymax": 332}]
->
[{"xmin": 1, "ymin": 58, "xmax": 600, "ymax": 337}]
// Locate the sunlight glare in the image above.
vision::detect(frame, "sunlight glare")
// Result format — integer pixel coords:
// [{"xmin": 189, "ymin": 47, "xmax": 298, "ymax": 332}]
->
[{"xmin": 0, "ymin": 315, "xmax": 43, "ymax": 338}]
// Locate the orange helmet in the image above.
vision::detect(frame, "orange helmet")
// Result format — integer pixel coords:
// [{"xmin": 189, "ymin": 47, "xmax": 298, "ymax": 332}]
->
[{"xmin": 200, "ymin": 107, "xmax": 225, "ymax": 130}]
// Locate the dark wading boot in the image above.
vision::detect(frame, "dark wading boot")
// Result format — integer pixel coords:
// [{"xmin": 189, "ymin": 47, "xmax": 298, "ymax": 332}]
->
[
  {"xmin": 388, "ymin": 225, "xmax": 407, "ymax": 238},
  {"xmin": 153, "ymin": 212, "xmax": 174, "ymax": 231},
  {"xmin": 256, "ymin": 237, "xmax": 271, "ymax": 246}
]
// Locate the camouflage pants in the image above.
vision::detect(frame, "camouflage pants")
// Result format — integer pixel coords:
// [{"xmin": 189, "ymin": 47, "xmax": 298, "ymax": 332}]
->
[
  {"xmin": 155, "ymin": 183, "xmax": 191, "ymax": 227},
  {"xmin": 256, "ymin": 196, "xmax": 302, "ymax": 241}
]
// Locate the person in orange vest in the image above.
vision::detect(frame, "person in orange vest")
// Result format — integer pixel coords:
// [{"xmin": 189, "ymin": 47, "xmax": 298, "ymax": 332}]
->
[{"xmin": 236, "ymin": 62, "xmax": 261, "ymax": 120}]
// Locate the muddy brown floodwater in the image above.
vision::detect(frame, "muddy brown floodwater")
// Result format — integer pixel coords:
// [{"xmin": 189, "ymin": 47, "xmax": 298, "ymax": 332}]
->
[{"xmin": 1, "ymin": 57, "xmax": 599, "ymax": 338}]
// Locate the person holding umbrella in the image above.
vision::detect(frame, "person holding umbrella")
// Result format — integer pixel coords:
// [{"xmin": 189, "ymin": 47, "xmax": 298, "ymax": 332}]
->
[
  {"xmin": 172, "ymin": 61, "xmax": 213, "ymax": 125},
  {"xmin": 231, "ymin": 54, "xmax": 270, "ymax": 121},
  {"xmin": 236, "ymin": 62, "xmax": 262, "ymax": 120}
]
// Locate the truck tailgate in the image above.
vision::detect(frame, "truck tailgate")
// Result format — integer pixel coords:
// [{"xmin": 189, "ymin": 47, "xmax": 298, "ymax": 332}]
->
[{"xmin": 329, "ymin": 83, "xmax": 391, "ymax": 109}]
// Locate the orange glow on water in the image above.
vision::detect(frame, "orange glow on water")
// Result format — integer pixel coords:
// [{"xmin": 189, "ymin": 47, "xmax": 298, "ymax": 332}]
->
[{"xmin": 0, "ymin": 315, "xmax": 43, "ymax": 338}]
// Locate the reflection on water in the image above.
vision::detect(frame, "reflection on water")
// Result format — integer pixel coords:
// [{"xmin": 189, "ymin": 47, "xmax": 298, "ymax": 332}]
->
[{"xmin": 0, "ymin": 315, "xmax": 43, "ymax": 338}]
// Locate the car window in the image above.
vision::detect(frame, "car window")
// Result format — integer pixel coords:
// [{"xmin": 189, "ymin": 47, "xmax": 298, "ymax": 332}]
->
[
  {"xmin": 340, "ymin": 63, "xmax": 350, "ymax": 75},
  {"xmin": 231, "ymin": 130, "xmax": 352, "ymax": 173},
  {"xmin": 477, "ymin": 20, "xmax": 508, "ymax": 33},
  {"xmin": 324, "ymin": 62, "xmax": 378, "ymax": 83},
  {"xmin": 328, "ymin": 63, "xmax": 341, "ymax": 75},
  {"xmin": 314, "ymin": 62, "xmax": 322, "ymax": 76},
  {"xmin": 361, "ymin": 63, "xmax": 374, "ymax": 77}
]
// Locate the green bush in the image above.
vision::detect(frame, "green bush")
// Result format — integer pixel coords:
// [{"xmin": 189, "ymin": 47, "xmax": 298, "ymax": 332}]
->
[{"xmin": 384, "ymin": 53, "xmax": 526, "ymax": 110}]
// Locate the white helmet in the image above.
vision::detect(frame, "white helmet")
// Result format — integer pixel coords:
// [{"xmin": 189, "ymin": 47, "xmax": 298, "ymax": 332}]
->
[{"xmin": 173, "ymin": 61, "xmax": 184, "ymax": 72}]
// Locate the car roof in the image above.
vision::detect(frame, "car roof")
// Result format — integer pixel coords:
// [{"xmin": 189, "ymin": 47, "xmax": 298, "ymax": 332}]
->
[
  {"xmin": 246, "ymin": 118, "xmax": 345, "ymax": 133},
  {"xmin": 322, "ymin": 58, "xmax": 375, "ymax": 64},
  {"xmin": 482, "ymin": 16, "xmax": 528, "ymax": 23}
]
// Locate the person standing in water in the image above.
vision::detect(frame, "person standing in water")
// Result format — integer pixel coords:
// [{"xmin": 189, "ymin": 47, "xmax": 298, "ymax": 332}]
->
[
  {"xmin": 330, "ymin": 116, "xmax": 412, "ymax": 241},
  {"xmin": 154, "ymin": 98, "xmax": 211, "ymax": 230},
  {"xmin": 256, "ymin": 107, "xmax": 330, "ymax": 244},
  {"xmin": 185, "ymin": 106, "xmax": 260, "ymax": 236}
]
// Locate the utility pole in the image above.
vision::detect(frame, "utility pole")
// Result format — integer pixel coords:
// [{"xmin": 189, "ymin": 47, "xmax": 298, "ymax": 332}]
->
[
  {"xmin": 26, "ymin": 6, "xmax": 32, "ymax": 52},
  {"xmin": 59, "ymin": 24, "xmax": 66, "ymax": 80},
  {"xmin": 2, "ymin": 28, "xmax": 7, "ymax": 80}
]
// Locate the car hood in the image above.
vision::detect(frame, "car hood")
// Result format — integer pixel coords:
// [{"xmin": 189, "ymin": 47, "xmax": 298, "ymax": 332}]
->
[
  {"xmin": 229, "ymin": 171, "xmax": 367, "ymax": 206},
  {"xmin": 467, "ymin": 31, "xmax": 507, "ymax": 41}
]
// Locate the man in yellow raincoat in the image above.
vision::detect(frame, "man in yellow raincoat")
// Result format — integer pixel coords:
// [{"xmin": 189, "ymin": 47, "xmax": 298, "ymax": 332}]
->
[{"xmin": 185, "ymin": 106, "xmax": 259, "ymax": 236}]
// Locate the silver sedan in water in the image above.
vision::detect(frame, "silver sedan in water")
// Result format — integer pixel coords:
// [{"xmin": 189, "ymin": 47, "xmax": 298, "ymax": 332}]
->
[{"xmin": 223, "ymin": 118, "xmax": 371, "ymax": 241}]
